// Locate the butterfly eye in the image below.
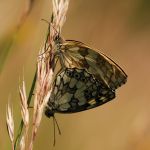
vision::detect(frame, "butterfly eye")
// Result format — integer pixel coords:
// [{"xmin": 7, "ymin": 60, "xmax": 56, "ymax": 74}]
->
[
  {"xmin": 45, "ymin": 107, "xmax": 54, "ymax": 118},
  {"xmin": 54, "ymin": 34, "xmax": 60, "ymax": 41}
]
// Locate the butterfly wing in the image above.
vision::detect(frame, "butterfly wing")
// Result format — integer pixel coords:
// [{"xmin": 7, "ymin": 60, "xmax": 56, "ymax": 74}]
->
[
  {"xmin": 61, "ymin": 40, "xmax": 127, "ymax": 90},
  {"xmin": 46, "ymin": 68, "xmax": 115, "ymax": 114}
]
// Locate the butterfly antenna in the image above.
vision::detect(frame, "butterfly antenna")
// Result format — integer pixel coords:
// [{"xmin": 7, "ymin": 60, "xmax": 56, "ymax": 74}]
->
[
  {"xmin": 41, "ymin": 18, "xmax": 50, "ymax": 25},
  {"xmin": 53, "ymin": 116, "xmax": 61, "ymax": 135},
  {"xmin": 41, "ymin": 18, "xmax": 65, "ymax": 43},
  {"xmin": 41, "ymin": 19, "xmax": 51, "ymax": 49},
  {"xmin": 52, "ymin": 116, "xmax": 56, "ymax": 146},
  {"xmin": 41, "ymin": 19, "xmax": 60, "ymax": 36}
]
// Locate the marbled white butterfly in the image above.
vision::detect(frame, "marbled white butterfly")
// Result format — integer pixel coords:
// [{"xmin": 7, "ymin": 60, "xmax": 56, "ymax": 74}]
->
[
  {"xmin": 45, "ymin": 67, "xmax": 115, "ymax": 117},
  {"xmin": 45, "ymin": 37, "xmax": 127, "ymax": 116},
  {"xmin": 45, "ymin": 38, "xmax": 127, "ymax": 145},
  {"xmin": 53, "ymin": 38, "xmax": 127, "ymax": 90}
]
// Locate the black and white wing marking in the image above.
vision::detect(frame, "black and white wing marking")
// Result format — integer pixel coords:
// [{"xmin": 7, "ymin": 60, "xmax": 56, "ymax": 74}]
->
[
  {"xmin": 60, "ymin": 40, "xmax": 127, "ymax": 90},
  {"xmin": 45, "ymin": 68, "xmax": 115, "ymax": 117}
]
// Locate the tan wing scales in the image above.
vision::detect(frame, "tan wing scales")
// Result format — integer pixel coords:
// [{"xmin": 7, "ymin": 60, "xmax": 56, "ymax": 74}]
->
[{"xmin": 60, "ymin": 40, "xmax": 127, "ymax": 90}]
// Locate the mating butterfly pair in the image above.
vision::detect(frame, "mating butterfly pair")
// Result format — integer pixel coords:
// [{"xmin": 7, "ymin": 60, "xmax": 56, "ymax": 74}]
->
[{"xmin": 45, "ymin": 39, "xmax": 127, "ymax": 117}]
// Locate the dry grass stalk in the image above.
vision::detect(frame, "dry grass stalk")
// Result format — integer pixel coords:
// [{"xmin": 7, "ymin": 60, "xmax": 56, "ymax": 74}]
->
[
  {"xmin": 6, "ymin": 0, "xmax": 70, "ymax": 149},
  {"xmin": 52, "ymin": 0, "xmax": 69, "ymax": 33},
  {"xmin": 29, "ymin": 0, "xmax": 70, "ymax": 149},
  {"xmin": 29, "ymin": 59, "xmax": 53, "ymax": 150},
  {"xmin": 20, "ymin": 136, "xmax": 25, "ymax": 150},
  {"xmin": 19, "ymin": 80, "xmax": 29, "ymax": 149},
  {"xmin": 6, "ymin": 100, "xmax": 15, "ymax": 150},
  {"xmin": 19, "ymin": 80, "xmax": 29, "ymax": 129}
]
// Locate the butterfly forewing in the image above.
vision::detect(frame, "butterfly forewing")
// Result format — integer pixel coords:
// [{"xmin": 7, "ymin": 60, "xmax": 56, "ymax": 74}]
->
[
  {"xmin": 60, "ymin": 40, "xmax": 127, "ymax": 90},
  {"xmin": 45, "ymin": 68, "xmax": 115, "ymax": 116}
]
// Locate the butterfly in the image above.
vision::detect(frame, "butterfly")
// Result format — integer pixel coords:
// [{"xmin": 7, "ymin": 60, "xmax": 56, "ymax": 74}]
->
[
  {"xmin": 53, "ymin": 38, "xmax": 127, "ymax": 90},
  {"xmin": 45, "ymin": 67, "xmax": 116, "ymax": 117},
  {"xmin": 44, "ymin": 38, "xmax": 127, "ymax": 145},
  {"xmin": 45, "ymin": 38, "xmax": 127, "ymax": 116}
]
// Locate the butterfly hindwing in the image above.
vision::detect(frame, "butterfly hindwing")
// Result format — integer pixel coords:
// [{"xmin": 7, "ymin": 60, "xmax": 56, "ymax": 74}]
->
[
  {"xmin": 60, "ymin": 40, "xmax": 127, "ymax": 90},
  {"xmin": 46, "ymin": 68, "xmax": 115, "ymax": 115}
]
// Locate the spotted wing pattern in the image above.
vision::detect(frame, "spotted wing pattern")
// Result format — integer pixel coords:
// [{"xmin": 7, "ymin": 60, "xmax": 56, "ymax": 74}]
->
[
  {"xmin": 60, "ymin": 40, "xmax": 127, "ymax": 90},
  {"xmin": 45, "ymin": 68, "xmax": 115, "ymax": 117}
]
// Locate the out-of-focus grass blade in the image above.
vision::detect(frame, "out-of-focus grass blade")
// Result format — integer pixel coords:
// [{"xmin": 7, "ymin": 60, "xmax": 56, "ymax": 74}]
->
[
  {"xmin": 0, "ymin": 36, "xmax": 14, "ymax": 73},
  {"xmin": 0, "ymin": 0, "xmax": 36, "ymax": 73}
]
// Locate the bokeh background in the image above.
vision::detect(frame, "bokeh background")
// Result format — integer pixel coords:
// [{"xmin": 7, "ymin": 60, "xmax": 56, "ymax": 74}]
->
[{"xmin": 0, "ymin": 0, "xmax": 150, "ymax": 150}]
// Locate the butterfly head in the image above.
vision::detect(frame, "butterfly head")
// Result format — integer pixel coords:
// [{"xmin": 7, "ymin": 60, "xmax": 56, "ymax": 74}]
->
[
  {"xmin": 54, "ymin": 34, "xmax": 63, "ymax": 45},
  {"xmin": 45, "ymin": 106, "xmax": 55, "ymax": 118}
]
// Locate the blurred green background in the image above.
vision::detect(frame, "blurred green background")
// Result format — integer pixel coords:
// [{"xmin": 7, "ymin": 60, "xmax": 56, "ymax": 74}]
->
[{"xmin": 0, "ymin": 0, "xmax": 150, "ymax": 150}]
